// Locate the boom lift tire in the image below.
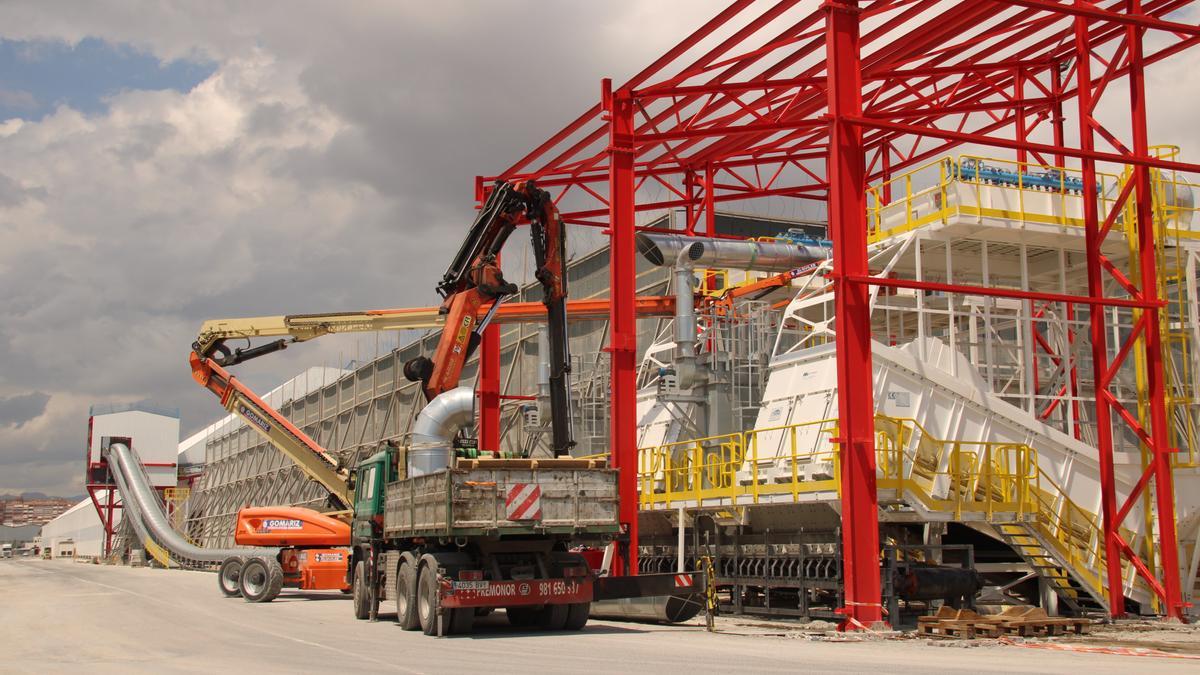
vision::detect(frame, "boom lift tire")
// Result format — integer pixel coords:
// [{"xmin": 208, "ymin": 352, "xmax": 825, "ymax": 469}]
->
[
  {"xmin": 537, "ymin": 603, "xmax": 569, "ymax": 631},
  {"xmin": 564, "ymin": 602, "xmax": 590, "ymax": 631},
  {"xmin": 239, "ymin": 557, "xmax": 283, "ymax": 603},
  {"xmin": 395, "ymin": 554, "xmax": 420, "ymax": 631},
  {"xmin": 352, "ymin": 560, "xmax": 370, "ymax": 620},
  {"xmin": 217, "ymin": 556, "xmax": 244, "ymax": 598}
]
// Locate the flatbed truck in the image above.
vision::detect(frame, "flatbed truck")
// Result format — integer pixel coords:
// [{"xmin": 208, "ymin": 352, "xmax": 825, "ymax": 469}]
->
[{"xmin": 348, "ymin": 447, "xmax": 631, "ymax": 634}]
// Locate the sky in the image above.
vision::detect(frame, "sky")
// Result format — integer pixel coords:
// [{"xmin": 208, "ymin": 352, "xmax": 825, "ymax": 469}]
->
[
  {"xmin": 0, "ymin": 1, "xmax": 1197, "ymax": 497},
  {"xmin": 0, "ymin": 0, "xmax": 731, "ymax": 497}
]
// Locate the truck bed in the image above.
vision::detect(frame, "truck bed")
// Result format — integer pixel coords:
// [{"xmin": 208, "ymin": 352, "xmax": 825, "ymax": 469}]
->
[{"xmin": 383, "ymin": 461, "xmax": 619, "ymax": 538}]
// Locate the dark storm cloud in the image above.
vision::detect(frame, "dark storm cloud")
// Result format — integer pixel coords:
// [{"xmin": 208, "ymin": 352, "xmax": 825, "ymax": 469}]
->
[{"xmin": 0, "ymin": 391, "xmax": 49, "ymax": 428}]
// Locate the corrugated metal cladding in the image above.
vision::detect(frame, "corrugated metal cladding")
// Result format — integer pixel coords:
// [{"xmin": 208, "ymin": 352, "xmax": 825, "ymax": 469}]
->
[{"xmin": 186, "ymin": 214, "xmax": 813, "ymax": 547}]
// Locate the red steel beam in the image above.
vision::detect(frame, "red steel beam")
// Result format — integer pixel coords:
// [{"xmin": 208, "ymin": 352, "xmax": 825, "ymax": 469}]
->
[
  {"xmin": 826, "ymin": 0, "xmax": 882, "ymax": 630},
  {"xmin": 1126, "ymin": 0, "xmax": 1185, "ymax": 619},
  {"xmin": 1074, "ymin": 12, "xmax": 1126, "ymax": 617},
  {"xmin": 605, "ymin": 80, "xmax": 639, "ymax": 577}
]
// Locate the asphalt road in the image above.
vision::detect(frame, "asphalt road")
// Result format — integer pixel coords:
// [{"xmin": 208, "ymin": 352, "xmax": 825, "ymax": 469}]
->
[{"xmin": 0, "ymin": 559, "xmax": 1193, "ymax": 674}]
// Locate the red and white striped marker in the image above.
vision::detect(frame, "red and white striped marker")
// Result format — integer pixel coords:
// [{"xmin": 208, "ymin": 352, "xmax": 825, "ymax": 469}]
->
[
  {"xmin": 674, "ymin": 573, "xmax": 693, "ymax": 588},
  {"xmin": 506, "ymin": 483, "xmax": 543, "ymax": 521}
]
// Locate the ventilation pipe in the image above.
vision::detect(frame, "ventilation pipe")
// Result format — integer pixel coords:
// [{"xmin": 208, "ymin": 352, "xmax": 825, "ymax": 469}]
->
[
  {"xmin": 409, "ymin": 386, "xmax": 476, "ymax": 477},
  {"xmin": 105, "ymin": 442, "xmax": 274, "ymax": 564},
  {"xmin": 672, "ymin": 242, "xmax": 705, "ymax": 389},
  {"xmin": 636, "ymin": 233, "xmax": 831, "ymax": 272}
]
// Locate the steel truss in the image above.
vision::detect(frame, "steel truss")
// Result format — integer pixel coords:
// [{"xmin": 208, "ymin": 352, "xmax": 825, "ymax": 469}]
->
[{"xmin": 483, "ymin": 0, "xmax": 1200, "ymax": 623}]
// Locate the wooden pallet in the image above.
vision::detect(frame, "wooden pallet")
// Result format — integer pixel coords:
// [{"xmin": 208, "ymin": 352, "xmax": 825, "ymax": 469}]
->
[{"xmin": 917, "ymin": 606, "xmax": 1093, "ymax": 639}]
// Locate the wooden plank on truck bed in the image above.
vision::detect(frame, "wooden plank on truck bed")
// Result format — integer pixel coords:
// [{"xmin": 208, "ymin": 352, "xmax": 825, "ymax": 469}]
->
[{"xmin": 455, "ymin": 457, "xmax": 609, "ymax": 470}]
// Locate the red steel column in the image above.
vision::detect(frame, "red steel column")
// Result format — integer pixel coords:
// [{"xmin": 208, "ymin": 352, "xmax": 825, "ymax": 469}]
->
[
  {"xmin": 606, "ymin": 79, "xmax": 639, "ymax": 575},
  {"xmin": 1126, "ymin": 0, "xmax": 1184, "ymax": 619},
  {"xmin": 825, "ymin": 0, "xmax": 881, "ymax": 628},
  {"xmin": 1074, "ymin": 14, "xmax": 1124, "ymax": 617}
]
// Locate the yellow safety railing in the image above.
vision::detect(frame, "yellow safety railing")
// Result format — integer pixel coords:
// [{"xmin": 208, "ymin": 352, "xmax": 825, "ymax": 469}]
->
[
  {"xmin": 865, "ymin": 153, "xmax": 1199, "ymax": 244},
  {"xmin": 639, "ymin": 414, "xmax": 1156, "ymax": 600}
]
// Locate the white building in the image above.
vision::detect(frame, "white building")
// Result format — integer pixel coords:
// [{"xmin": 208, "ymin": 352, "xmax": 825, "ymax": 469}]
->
[{"xmin": 40, "ymin": 366, "xmax": 347, "ymax": 558}]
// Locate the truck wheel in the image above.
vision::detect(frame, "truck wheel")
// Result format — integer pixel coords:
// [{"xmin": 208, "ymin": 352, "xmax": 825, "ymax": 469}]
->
[
  {"xmin": 417, "ymin": 558, "xmax": 439, "ymax": 635},
  {"xmin": 537, "ymin": 604, "xmax": 569, "ymax": 631},
  {"xmin": 449, "ymin": 607, "xmax": 474, "ymax": 634},
  {"xmin": 564, "ymin": 602, "xmax": 590, "ymax": 631},
  {"xmin": 506, "ymin": 606, "xmax": 540, "ymax": 627},
  {"xmin": 217, "ymin": 557, "xmax": 243, "ymax": 598},
  {"xmin": 352, "ymin": 560, "xmax": 370, "ymax": 620},
  {"xmin": 395, "ymin": 558, "xmax": 420, "ymax": 631},
  {"xmin": 240, "ymin": 557, "xmax": 283, "ymax": 603}
]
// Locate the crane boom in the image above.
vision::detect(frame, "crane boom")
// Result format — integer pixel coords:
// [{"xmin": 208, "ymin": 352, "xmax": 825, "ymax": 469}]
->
[
  {"xmin": 194, "ymin": 298, "xmax": 676, "ymax": 368},
  {"xmin": 189, "ymin": 353, "xmax": 353, "ymax": 510}
]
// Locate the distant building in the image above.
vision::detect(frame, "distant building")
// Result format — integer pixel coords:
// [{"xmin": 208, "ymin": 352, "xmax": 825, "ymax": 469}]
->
[{"xmin": 0, "ymin": 497, "xmax": 73, "ymax": 527}]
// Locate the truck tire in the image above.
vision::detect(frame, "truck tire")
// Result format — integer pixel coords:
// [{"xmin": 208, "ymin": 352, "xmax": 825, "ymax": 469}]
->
[
  {"xmin": 449, "ymin": 607, "xmax": 474, "ymax": 634},
  {"xmin": 537, "ymin": 604, "xmax": 569, "ymax": 630},
  {"xmin": 564, "ymin": 602, "xmax": 590, "ymax": 631},
  {"xmin": 395, "ymin": 557, "xmax": 420, "ymax": 631},
  {"xmin": 240, "ymin": 557, "xmax": 283, "ymax": 603},
  {"xmin": 352, "ymin": 560, "xmax": 370, "ymax": 620},
  {"xmin": 217, "ymin": 557, "xmax": 244, "ymax": 598},
  {"xmin": 506, "ymin": 606, "xmax": 540, "ymax": 627},
  {"xmin": 417, "ymin": 558, "xmax": 439, "ymax": 635}
]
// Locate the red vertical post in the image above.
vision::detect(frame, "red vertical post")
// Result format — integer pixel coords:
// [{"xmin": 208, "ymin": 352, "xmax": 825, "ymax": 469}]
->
[
  {"xmin": 881, "ymin": 143, "xmax": 893, "ymax": 205},
  {"xmin": 480, "ymin": 269, "xmax": 501, "ymax": 453},
  {"xmin": 684, "ymin": 168, "xmax": 697, "ymax": 235},
  {"xmin": 1126, "ymin": 0, "xmax": 1184, "ymax": 619},
  {"xmin": 104, "ymin": 488, "xmax": 115, "ymax": 557},
  {"xmin": 825, "ymin": 0, "xmax": 881, "ymax": 628},
  {"xmin": 1015, "ymin": 69, "xmax": 1028, "ymax": 166},
  {"xmin": 703, "ymin": 162, "xmax": 716, "ymax": 237},
  {"xmin": 1074, "ymin": 14, "xmax": 1125, "ymax": 618},
  {"xmin": 606, "ymin": 78, "xmax": 639, "ymax": 576},
  {"xmin": 1051, "ymin": 63, "xmax": 1066, "ymax": 169}
]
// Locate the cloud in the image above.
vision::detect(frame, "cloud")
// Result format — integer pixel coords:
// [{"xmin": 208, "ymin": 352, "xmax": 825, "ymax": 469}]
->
[
  {"xmin": 0, "ymin": 1, "xmax": 727, "ymax": 494},
  {"xmin": 0, "ymin": 86, "xmax": 37, "ymax": 111},
  {"xmin": 0, "ymin": 391, "xmax": 49, "ymax": 428}
]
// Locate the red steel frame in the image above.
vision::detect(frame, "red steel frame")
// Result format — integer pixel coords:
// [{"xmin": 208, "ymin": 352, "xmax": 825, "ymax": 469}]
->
[{"xmin": 473, "ymin": 0, "xmax": 1199, "ymax": 623}]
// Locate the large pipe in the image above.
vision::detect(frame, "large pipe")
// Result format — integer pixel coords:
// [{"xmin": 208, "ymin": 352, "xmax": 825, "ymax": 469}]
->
[
  {"xmin": 408, "ymin": 386, "xmax": 476, "ymax": 476},
  {"xmin": 636, "ymin": 232, "xmax": 831, "ymax": 272},
  {"xmin": 589, "ymin": 594, "xmax": 704, "ymax": 623},
  {"xmin": 106, "ymin": 442, "xmax": 274, "ymax": 564},
  {"xmin": 672, "ymin": 242, "xmax": 705, "ymax": 389}
]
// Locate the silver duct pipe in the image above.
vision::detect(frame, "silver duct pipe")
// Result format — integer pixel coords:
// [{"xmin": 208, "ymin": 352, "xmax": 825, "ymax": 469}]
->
[
  {"xmin": 589, "ymin": 594, "xmax": 704, "ymax": 623},
  {"xmin": 536, "ymin": 326, "xmax": 551, "ymax": 420},
  {"xmin": 106, "ymin": 442, "xmax": 274, "ymax": 564},
  {"xmin": 673, "ymin": 242, "xmax": 704, "ymax": 388},
  {"xmin": 409, "ymin": 386, "xmax": 476, "ymax": 476},
  {"xmin": 636, "ymin": 232, "xmax": 831, "ymax": 272}
]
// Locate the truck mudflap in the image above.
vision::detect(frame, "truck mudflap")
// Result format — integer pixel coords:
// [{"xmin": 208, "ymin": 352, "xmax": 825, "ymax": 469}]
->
[
  {"xmin": 592, "ymin": 570, "xmax": 704, "ymax": 601},
  {"xmin": 439, "ymin": 576, "xmax": 593, "ymax": 609}
]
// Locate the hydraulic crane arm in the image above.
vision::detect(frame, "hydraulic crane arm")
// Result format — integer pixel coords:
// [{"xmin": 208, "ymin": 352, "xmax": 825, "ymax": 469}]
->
[
  {"xmin": 189, "ymin": 353, "xmax": 353, "ymax": 510},
  {"xmin": 402, "ymin": 180, "xmax": 577, "ymax": 456}
]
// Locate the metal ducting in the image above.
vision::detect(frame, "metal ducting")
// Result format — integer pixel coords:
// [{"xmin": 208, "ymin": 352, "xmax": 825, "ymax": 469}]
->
[
  {"xmin": 106, "ymin": 442, "xmax": 275, "ymax": 564},
  {"xmin": 636, "ymin": 233, "xmax": 831, "ymax": 272},
  {"xmin": 409, "ymin": 386, "xmax": 476, "ymax": 476}
]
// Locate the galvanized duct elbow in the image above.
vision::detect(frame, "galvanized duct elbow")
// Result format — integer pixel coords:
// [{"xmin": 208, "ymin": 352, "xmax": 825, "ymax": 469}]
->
[
  {"xmin": 106, "ymin": 442, "xmax": 275, "ymax": 564},
  {"xmin": 636, "ymin": 232, "xmax": 831, "ymax": 272},
  {"xmin": 409, "ymin": 386, "xmax": 476, "ymax": 476}
]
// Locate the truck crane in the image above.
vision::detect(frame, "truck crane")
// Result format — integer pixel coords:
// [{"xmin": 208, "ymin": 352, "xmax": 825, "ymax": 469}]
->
[{"xmin": 189, "ymin": 181, "xmax": 702, "ymax": 626}]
